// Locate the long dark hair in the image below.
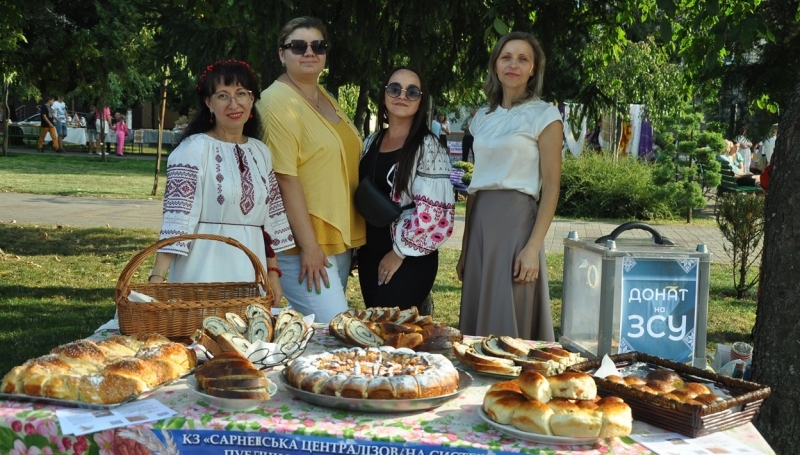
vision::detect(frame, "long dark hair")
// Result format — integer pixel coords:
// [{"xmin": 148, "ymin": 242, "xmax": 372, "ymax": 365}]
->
[
  {"xmin": 179, "ymin": 60, "xmax": 262, "ymax": 145},
  {"xmin": 376, "ymin": 66, "xmax": 437, "ymax": 198}
]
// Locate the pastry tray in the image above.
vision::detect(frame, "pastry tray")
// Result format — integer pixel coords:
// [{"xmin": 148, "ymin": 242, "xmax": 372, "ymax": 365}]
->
[
  {"xmin": 279, "ymin": 369, "xmax": 473, "ymax": 413},
  {"xmin": 0, "ymin": 369, "xmax": 194, "ymax": 410},
  {"xmin": 568, "ymin": 352, "xmax": 771, "ymax": 437}
]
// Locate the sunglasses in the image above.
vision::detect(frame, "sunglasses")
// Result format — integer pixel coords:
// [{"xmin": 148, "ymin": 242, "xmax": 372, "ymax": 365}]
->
[
  {"xmin": 385, "ymin": 83, "xmax": 423, "ymax": 101},
  {"xmin": 280, "ymin": 40, "xmax": 328, "ymax": 56}
]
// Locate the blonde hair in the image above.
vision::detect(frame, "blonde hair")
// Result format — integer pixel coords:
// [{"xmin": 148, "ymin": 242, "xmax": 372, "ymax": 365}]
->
[{"xmin": 484, "ymin": 32, "xmax": 546, "ymax": 113}]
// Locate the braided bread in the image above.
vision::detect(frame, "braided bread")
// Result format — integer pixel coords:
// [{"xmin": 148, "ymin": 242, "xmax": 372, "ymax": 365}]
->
[{"xmin": 1, "ymin": 335, "xmax": 197, "ymax": 404}]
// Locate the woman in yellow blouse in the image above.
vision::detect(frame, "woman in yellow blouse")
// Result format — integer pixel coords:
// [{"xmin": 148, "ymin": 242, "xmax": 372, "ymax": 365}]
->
[{"xmin": 257, "ymin": 16, "xmax": 365, "ymax": 323}]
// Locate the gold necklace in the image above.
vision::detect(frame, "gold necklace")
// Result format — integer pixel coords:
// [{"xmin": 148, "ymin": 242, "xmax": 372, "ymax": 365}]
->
[{"xmin": 285, "ymin": 75, "xmax": 321, "ymax": 111}]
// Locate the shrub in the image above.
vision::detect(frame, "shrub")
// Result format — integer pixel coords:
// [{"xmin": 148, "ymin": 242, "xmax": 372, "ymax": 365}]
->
[
  {"xmin": 716, "ymin": 193, "xmax": 764, "ymax": 298},
  {"xmin": 558, "ymin": 154, "xmax": 675, "ymax": 219},
  {"xmin": 452, "ymin": 161, "xmax": 473, "ymax": 172}
]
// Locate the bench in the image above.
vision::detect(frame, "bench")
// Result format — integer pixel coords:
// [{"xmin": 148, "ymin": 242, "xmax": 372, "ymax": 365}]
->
[
  {"xmin": 449, "ymin": 168, "xmax": 469, "ymax": 198},
  {"xmin": 718, "ymin": 166, "xmax": 762, "ymax": 195}
]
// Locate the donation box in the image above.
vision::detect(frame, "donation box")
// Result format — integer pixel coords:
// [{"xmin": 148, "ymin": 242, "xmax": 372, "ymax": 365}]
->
[{"xmin": 560, "ymin": 222, "xmax": 712, "ymax": 368}]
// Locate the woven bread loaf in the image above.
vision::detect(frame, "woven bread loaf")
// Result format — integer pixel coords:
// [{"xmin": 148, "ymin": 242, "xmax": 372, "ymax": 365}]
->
[
  {"xmin": 284, "ymin": 346, "xmax": 460, "ymax": 399},
  {"xmin": 0, "ymin": 334, "xmax": 197, "ymax": 404}
]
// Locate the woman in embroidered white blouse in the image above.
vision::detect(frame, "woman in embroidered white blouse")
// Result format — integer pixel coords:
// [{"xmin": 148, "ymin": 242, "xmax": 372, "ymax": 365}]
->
[
  {"xmin": 357, "ymin": 67, "xmax": 456, "ymax": 310},
  {"xmin": 456, "ymin": 32, "xmax": 563, "ymax": 341},
  {"xmin": 148, "ymin": 60, "xmax": 294, "ymax": 304}
]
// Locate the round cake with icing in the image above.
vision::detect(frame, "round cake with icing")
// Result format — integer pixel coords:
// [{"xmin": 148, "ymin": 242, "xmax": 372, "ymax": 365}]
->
[{"xmin": 285, "ymin": 346, "xmax": 459, "ymax": 399}]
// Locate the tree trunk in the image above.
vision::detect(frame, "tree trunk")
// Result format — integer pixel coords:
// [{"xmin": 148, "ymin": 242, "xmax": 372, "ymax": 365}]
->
[
  {"xmin": 152, "ymin": 78, "xmax": 168, "ymax": 196},
  {"xmin": 752, "ymin": 78, "xmax": 800, "ymax": 452},
  {"xmin": 2, "ymin": 80, "xmax": 9, "ymax": 158},
  {"xmin": 354, "ymin": 77, "xmax": 371, "ymax": 136}
]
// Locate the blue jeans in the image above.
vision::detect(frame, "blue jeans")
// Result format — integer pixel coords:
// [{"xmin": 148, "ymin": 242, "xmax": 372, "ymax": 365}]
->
[{"xmin": 277, "ymin": 250, "xmax": 352, "ymax": 323}]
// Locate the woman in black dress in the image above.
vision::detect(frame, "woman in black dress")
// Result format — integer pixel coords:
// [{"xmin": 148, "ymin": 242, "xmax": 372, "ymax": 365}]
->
[{"xmin": 357, "ymin": 67, "xmax": 456, "ymax": 310}]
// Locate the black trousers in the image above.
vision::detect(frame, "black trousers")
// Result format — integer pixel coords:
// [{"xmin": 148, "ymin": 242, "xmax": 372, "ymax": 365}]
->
[{"xmin": 462, "ymin": 135, "xmax": 474, "ymax": 162}]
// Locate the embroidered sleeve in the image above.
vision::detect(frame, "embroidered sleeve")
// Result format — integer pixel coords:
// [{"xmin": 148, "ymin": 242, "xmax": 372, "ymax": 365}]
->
[
  {"xmin": 391, "ymin": 136, "xmax": 456, "ymax": 257},
  {"xmin": 158, "ymin": 139, "xmax": 204, "ymax": 255},
  {"xmin": 265, "ymin": 167, "xmax": 295, "ymax": 253}
]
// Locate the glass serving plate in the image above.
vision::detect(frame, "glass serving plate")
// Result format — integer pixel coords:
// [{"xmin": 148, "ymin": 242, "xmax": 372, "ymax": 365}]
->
[
  {"xmin": 187, "ymin": 376, "xmax": 277, "ymax": 412},
  {"xmin": 279, "ymin": 369, "xmax": 473, "ymax": 413},
  {"xmin": 478, "ymin": 408, "xmax": 601, "ymax": 446}
]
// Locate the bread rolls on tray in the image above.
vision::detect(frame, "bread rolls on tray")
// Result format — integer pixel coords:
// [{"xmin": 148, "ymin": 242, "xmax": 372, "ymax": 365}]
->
[
  {"xmin": 454, "ymin": 339, "xmax": 586, "ymax": 377},
  {"xmin": 328, "ymin": 307, "xmax": 462, "ymax": 352},
  {"xmin": 1, "ymin": 334, "xmax": 197, "ymax": 404},
  {"xmin": 482, "ymin": 371, "xmax": 632, "ymax": 439}
]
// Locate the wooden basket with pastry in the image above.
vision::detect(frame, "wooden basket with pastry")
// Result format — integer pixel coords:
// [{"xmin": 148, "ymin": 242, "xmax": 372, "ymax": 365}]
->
[
  {"xmin": 481, "ymin": 370, "xmax": 633, "ymax": 440},
  {"xmin": 114, "ymin": 233, "xmax": 274, "ymax": 341},
  {"xmin": 1, "ymin": 334, "xmax": 197, "ymax": 407},
  {"xmin": 327, "ymin": 306, "xmax": 463, "ymax": 352},
  {"xmin": 568, "ymin": 351, "xmax": 772, "ymax": 437},
  {"xmin": 453, "ymin": 336, "xmax": 586, "ymax": 377}
]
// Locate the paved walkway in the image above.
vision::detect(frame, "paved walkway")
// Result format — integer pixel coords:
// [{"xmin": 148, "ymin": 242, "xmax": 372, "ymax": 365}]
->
[
  {"xmin": 0, "ymin": 192, "xmax": 731, "ymax": 262},
  {"xmin": 1, "ymin": 146, "xmax": 731, "ymax": 262}
]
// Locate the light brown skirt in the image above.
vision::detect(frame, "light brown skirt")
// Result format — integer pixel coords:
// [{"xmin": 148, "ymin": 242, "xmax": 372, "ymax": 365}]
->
[{"xmin": 458, "ymin": 190, "xmax": 555, "ymax": 341}]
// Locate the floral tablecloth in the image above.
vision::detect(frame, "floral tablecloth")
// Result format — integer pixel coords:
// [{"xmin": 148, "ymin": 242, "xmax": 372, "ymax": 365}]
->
[{"xmin": 0, "ymin": 324, "xmax": 774, "ymax": 455}]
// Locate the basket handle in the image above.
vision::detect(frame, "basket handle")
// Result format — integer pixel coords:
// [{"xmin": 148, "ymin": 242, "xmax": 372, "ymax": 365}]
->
[{"xmin": 115, "ymin": 233, "xmax": 271, "ymax": 299}]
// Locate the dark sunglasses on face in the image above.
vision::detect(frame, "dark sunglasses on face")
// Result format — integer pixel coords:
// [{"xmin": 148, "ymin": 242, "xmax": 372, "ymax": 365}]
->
[
  {"xmin": 385, "ymin": 83, "xmax": 423, "ymax": 101},
  {"xmin": 280, "ymin": 40, "xmax": 328, "ymax": 56}
]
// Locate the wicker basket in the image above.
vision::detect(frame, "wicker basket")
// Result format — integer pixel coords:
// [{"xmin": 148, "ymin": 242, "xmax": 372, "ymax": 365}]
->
[
  {"xmin": 114, "ymin": 233, "xmax": 273, "ymax": 340},
  {"xmin": 568, "ymin": 352, "xmax": 771, "ymax": 437}
]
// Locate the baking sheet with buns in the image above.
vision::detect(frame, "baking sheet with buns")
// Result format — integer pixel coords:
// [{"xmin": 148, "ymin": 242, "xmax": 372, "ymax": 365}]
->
[{"xmin": 568, "ymin": 352, "xmax": 772, "ymax": 437}]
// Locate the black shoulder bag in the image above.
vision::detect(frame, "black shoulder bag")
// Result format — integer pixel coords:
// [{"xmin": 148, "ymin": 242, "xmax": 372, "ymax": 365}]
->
[{"xmin": 354, "ymin": 133, "xmax": 415, "ymax": 227}]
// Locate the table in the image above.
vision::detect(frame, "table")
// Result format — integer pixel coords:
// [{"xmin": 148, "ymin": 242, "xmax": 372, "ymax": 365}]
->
[
  {"xmin": 44, "ymin": 127, "xmax": 87, "ymax": 146},
  {"xmin": 0, "ymin": 325, "xmax": 774, "ymax": 455}
]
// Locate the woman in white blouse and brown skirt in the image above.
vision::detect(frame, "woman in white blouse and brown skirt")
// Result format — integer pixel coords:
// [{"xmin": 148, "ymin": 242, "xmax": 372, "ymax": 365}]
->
[{"xmin": 456, "ymin": 32, "xmax": 563, "ymax": 341}]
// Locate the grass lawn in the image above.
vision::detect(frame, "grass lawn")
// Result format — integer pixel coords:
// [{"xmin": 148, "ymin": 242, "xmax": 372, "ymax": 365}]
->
[
  {"xmin": 0, "ymin": 223, "xmax": 757, "ymax": 377},
  {"xmin": 0, "ymin": 152, "xmax": 167, "ymax": 198}
]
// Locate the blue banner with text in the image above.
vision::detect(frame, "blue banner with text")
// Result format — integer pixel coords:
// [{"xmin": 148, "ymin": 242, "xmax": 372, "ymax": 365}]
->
[
  {"xmin": 144, "ymin": 430, "xmax": 520, "ymax": 455},
  {"xmin": 619, "ymin": 258, "xmax": 699, "ymax": 363}
]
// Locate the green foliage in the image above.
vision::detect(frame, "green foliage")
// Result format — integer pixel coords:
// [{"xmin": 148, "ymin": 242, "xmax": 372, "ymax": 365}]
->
[
  {"xmin": 451, "ymin": 161, "xmax": 473, "ymax": 172},
  {"xmin": 558, "ymin": 154, "xmax": 675, "ymax": 220},
  {"xmin": 715, "ymin": 193, "xmax": 764, "ymax": 298},
  {"xmin": 461, "ymin": 171, "xmax": 473, "ymax": 186},
  {"xmin": 580, "ymin": 36, "xmax": 688, "ymax": 129}
]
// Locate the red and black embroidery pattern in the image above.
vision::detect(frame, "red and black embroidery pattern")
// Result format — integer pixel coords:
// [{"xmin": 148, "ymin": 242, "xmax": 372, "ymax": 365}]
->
[
  {"xmin": 235, "ymin": 145, "xmax": 255, "ymax": 215},
  {"xmin": 164, "ymin": 164, "xmax": 200, "ymax": 214}
]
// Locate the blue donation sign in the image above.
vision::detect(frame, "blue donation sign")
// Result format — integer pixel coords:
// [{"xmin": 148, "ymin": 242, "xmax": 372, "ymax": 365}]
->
[
  {"xmin": 619, "ymin": 257, "xmax": 699, "ymax": 363},
  {"xmin": 139, "ymin": 430, "xmax": 521, "ymax": 455}
]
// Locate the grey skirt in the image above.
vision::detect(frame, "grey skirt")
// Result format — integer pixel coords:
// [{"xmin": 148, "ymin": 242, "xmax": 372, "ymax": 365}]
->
[{"xmin": 458, "ymin": 190, "xmax": 555, "ymax": 341}]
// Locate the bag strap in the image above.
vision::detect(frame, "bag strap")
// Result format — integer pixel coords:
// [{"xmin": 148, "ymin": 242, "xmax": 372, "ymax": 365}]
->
[{"xmin": 367, "ymin": 130, "xmax": 414, "ymax": 211}]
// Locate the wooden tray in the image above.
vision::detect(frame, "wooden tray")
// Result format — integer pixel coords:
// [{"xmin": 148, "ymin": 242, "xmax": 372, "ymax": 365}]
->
[{"xmin": 568, "ymin": 352, "xmax": 771, "ymax": 437}]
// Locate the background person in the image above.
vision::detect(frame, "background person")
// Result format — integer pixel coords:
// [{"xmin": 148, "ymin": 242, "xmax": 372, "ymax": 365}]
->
[
  {"xmin": 111, "ymin": 111, "xmax": 129, "ymax": 156},
  {"xmin": 257, "ymin": 16, "xmax": 365, "ymax": 323},
  {"xmin": 148, "ymin": 59, "xmax": 293, "ymax": 306},
  {"xmin": 85, "ymin": 106, "xmax": 99, "ymax": 154},
  {"xmin": 357, "ymin": 67, "xmax": 456, "ymax": 310},
  {"xmin": 438, "ymin": 113, "xmax": 450, "ymax": 147},
  {"xmin": 52, "ymin": 95, "xmax": 68, "ymax": 150},
  {"xmin": 457, "ymin": 32, "xmax": 563, "ymax": 341},
  {"xmin": 461, "ymin": 107, "xmax": 477, "ymax": 162},
  {"xmin": 36, "ymin": 95, "xmax": 61, "ymax": 153}
]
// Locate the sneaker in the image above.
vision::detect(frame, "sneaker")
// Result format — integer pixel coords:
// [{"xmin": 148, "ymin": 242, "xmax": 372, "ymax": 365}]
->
[
  {"xmin": 37, "ymin": 148, "xmax": 44, "ymax": 153},
  {"xmin": 56, "ymin": 149, "xmax": 65, "ymax": 153}
]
